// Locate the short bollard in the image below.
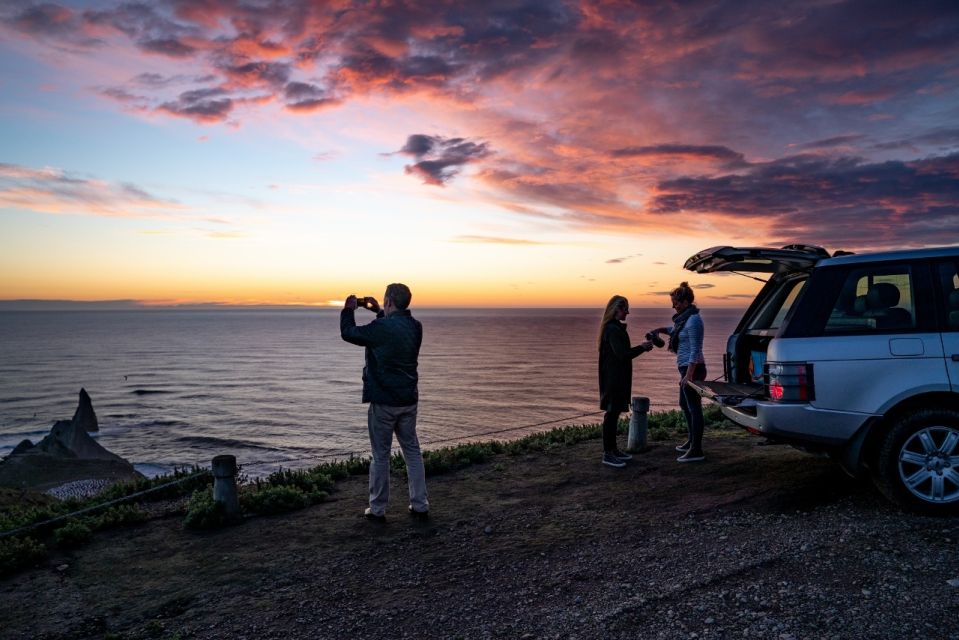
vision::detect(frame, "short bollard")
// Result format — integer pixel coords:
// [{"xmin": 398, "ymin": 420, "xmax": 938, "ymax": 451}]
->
[
  {"xmin": 627, "ymin": 396, "xmax": 650, "ymax": 453},
  {"xmin": 211, "ymin": 455, "xmax": 240, "ymax": 519}
]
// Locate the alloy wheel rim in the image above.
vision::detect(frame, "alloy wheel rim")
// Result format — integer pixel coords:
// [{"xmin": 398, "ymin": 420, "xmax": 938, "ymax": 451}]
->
[{"xmin": 898, "ymin": 426, "xmax": 959, "ymax": 503}]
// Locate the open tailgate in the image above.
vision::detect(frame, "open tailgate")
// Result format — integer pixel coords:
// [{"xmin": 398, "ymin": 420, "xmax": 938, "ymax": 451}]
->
[
  {"xmin": 688, "ymin": 380, "xmax": 765, "ymax": 408},
  {"xmin": 684, "ymin": 245, "xmax": 828, "ymax": 275}
]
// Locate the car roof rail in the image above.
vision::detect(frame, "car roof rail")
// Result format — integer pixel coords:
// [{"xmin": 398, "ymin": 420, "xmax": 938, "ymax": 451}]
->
[{"xmin": 779, "ymin": 244, "xmax": 831, "ymax": 257}]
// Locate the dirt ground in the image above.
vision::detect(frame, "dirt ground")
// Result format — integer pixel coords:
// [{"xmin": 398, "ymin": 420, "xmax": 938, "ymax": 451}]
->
[{"xmin": 3, "ymin": 431, "xmax": 958, "ymax": 640}]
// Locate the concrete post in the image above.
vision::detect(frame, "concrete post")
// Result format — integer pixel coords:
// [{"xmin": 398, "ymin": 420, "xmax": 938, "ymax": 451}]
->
[
  {"xmin": 627, "ymin": 396, "xmax": 650, "ymax": 452},
  {"xmin": 212, "ymin": 455, "xmax": 240, "ymax": 518}
]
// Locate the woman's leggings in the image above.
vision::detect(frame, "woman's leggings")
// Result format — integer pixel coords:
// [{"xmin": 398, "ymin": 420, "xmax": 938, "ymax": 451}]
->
[
  {"xmin": 679, "ymin": 364, "xmax": 707, "ymax": 451},
  {"xmin": 602, "ymin": 407, "xmax": 621, "ymax": 453}
]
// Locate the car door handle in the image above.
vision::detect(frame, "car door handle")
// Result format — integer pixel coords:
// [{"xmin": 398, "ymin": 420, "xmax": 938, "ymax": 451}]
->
[{"xmin": 952, "ymin": 354, "xmax": 959, "ymax": 362}]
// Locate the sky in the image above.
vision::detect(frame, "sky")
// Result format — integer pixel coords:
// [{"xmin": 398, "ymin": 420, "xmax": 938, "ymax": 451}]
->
[{"xmin": 1, "ymin": 0, "xmax": 958, "ymax": 308}]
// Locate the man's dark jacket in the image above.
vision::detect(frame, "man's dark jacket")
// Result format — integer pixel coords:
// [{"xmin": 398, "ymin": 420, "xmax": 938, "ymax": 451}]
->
[
  {"xmin": 598, "ymin": 320, "xmax": 648, "ymax": 412},
  {"xmin": 341, "ymin": 308, "xmax": 422, "ymax": 406}
]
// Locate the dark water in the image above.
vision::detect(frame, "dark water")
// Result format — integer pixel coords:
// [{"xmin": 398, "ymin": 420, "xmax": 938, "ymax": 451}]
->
[{"xmin": 0, "ymin": 308, "xmax": 742, "ymax": 476}]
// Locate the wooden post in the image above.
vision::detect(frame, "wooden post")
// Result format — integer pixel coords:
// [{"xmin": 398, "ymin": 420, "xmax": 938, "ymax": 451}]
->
[
  {"xmin": 211, "ymin": 455, "xmax": 240, "ymax": 518},
  {"xmin": 627, "ymin": 396, "xmax": 650, "ymax": 452}
]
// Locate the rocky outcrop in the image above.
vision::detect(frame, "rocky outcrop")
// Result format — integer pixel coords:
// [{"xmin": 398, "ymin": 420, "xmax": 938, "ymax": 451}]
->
[
  {"xmin": 72, "ymin": 387, "xmax": 99, "ymax": 432},
  {"xmin": 0, "ymin": 389, "xmax": 141, "ymax": 492}
]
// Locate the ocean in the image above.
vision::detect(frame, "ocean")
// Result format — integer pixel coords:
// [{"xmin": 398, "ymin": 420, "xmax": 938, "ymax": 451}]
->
[{"xmin": 0, "ymin": 308, "xmax": 742, "ymax": 476}]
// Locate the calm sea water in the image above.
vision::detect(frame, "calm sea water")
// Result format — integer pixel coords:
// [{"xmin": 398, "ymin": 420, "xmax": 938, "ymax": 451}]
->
[{"xmin": 0, "ymin": 308, "xmax": 742, "ymax": 476}]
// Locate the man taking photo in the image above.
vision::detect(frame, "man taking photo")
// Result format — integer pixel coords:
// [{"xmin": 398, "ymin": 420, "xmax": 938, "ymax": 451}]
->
[{"xmin": 340, "ymin": 283, "xmax": 429, "ymax": 522}]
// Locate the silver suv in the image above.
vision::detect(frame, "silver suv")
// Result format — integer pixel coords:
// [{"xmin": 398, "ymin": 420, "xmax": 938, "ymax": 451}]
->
[{"xmin": 685, "ymin": 244, "xmax": 959, "ymax": 515}]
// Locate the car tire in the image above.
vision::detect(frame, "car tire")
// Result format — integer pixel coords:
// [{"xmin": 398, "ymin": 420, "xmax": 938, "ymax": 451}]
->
[{"xmin": 875, "ymin": 408, "xmax": 959, "ymax": 515}]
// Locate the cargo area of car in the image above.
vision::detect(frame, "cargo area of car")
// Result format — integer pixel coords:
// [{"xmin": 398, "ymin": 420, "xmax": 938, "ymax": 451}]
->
[
  {"xmin": 683, "ymin": 245, "xmax": 823, "ymax": 412},
  {"xmin": 686, "ymin": 326, "xmax": 776, "ymax": 412}
]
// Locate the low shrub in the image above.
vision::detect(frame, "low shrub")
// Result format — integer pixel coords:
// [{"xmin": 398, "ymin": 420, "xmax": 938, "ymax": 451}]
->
[
  {"xmin": 0, "ymin": 536, "xmax": 47, "ymax": 575},
  {"xmin": 501, "ymin": 422, "xmax": 601, "ymax": 456},
  {"xmin": 646, "ymin": 410, "xmax": 688, "ymax": 441},
  {"xmin": 0, "ymin": 503, "xmax": 64, "ymax": 537},
  {"xmin": 257, "ymin": 468, "xmax": 334, "ymax": 497},
  {"xmin": 183, "ymin": 489, "xmax": 227, "ymax": 531},
  {"xmin": 52, "ymin": 520, "xmax": 93, "ymax": 548},
  {"xmin": 319, "ymin": 456, "xmax": 369, "ymax": 480},
  {"xmin": 241, "ymin": 485, "xmax": 310, "ymax": 515},
  {"xmin": 97, "ymin": 466, "xmax": 211, "ymax": 503},
  {"xmin": 92, "ymin": 505, "xmax": 147, "ymax": 529}
]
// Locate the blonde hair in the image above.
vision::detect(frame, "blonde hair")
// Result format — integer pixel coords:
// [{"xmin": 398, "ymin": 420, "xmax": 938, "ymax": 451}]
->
[
  {"xmin": 670, "ymin": 281, "xmax": 695, "ymax": 304},
  {"xmin": 598, "ymin": 295, "xmax": 628, "ymax": 350}
]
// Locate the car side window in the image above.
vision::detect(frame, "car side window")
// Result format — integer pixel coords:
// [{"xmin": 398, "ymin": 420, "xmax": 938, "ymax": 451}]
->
[
  {"xmin": 823, "ymin": 265, "xmax": 916, "ymax": 334},
  {"xmin": 937, "ymin": 261, "xmax": 959, "ymax": 332}
]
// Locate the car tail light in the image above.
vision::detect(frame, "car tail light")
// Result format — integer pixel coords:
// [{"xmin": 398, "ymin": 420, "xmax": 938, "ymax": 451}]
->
[{"xmin": 765, "ymin": 362, "xmax": 815, "ymax": 402}]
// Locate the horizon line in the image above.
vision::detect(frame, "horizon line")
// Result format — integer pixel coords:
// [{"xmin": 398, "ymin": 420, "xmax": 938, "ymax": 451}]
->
[{"xmin": 0, "ymin": 299, "xmax": 748, "ymax": 311}]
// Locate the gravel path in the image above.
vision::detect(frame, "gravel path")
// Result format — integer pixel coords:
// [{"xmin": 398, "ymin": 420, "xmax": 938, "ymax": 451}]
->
[{"xmin": 3, "ymin": 433, "xmax": 958, "ymax": 639}]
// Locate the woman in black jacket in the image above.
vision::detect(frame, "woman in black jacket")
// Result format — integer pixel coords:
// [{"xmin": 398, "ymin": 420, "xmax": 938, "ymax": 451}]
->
[{"xmin": 598, "ymin": 295, "xmax": 653, "ymax": 468}]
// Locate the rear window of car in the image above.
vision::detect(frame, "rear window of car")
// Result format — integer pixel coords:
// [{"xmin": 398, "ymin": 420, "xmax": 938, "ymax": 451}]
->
[{"xmin": 746, "ymin": 277, "xmax": 807, "ymax": 334}]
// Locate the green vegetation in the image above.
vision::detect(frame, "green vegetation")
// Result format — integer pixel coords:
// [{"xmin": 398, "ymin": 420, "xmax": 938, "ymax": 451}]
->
[
  {"xmin": 242, "ymin": 485, "xmax": 311, "ymax": 515},
  {"xmin": 0, "ymin": 535, "xmax": 48, "ymax": 575},
  {"xmin": 255, "ymin": 466, "xmax": 335, "ymax": 500},
  {"xmin": 52, "ymin": 520, "xmax": 93, "ymax": 548},
  {"xmin": 183, "ymin": 488, "xmax": 227, "ymax": 530},
  {"xmin": 0, "ymin": 467, "xmax": 210, "ymax": 576},
  {"xmin": 0, "ymin": 466, "xmax": 209, "ymax": 538},
  {"xmin": 2, "ymin": 407, "xmax": 735, "ymax": 573},
  {"xmin": 96, "ymin": 466, "xmax": 211, "ymax": 502}
]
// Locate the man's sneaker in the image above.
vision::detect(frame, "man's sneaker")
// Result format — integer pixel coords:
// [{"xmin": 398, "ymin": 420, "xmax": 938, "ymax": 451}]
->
[
  {"xmin": 676, "ymin": 450, "xmax": 705, "ymax": 463},
  {"xmin": 675, "ymin": 441, "xmax": 691, "ymax": 452},
  {"xmin": 602, "ymin": 453, "xmax": 626, "ymax": 468},
  {"xmin": 364, "ymin": 507, "xmax": 386, "ymax": 523},
  {"xmin": 611, "ymin": 449, "xmax": 633, "ymax": 461},
  {"xmin": 408, "ymin": 505, "xmax": 430, "ymax": 522}
]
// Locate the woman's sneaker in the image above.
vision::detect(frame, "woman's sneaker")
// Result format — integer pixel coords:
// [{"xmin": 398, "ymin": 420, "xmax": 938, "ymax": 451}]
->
[
  {"xmin": 676, "ymin": 450, "xmax": 705, "ymax": 463},
  {"xmin": 675, "ymin": 441, "xmax": 691, "ymax": 452},
  {"xmin": 611, "ymin": 449, "xmax": 633, "ymax": 461},
  {"xmin": 602, "ymin": 453, "xmax": 626, "ymax": 468}
]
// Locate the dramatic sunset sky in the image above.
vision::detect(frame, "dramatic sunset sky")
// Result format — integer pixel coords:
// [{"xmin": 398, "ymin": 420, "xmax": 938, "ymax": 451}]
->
[{"xmin": 1, "ymin": 1, "xmax": 958, "ymax": 307}]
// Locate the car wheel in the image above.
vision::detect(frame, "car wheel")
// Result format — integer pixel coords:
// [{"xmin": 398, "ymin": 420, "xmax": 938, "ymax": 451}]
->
[{"xmin": 875, "ymin": 408, "xmax": 959, "ymax": 515}]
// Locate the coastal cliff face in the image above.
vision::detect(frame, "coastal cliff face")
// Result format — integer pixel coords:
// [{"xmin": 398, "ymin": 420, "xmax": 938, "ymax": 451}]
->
[{"xmin": 0, "ymin": 389, "xmax": 141, "ymax": 492}]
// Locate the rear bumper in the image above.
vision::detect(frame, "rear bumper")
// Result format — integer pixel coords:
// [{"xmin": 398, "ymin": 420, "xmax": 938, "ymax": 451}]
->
[{"xmin": 720, "ymin": 402, "xmax": 873, "ymax": 447}]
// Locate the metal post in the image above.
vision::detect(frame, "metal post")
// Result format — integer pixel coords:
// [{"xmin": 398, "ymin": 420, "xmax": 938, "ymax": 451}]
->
[
  {"xmin": 211, "ymin": 455, "xmax": 240, "ymax": 518},
  {"xmin": 627, "ymin": 396, "xmax": 650, "ymax": 452}
]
